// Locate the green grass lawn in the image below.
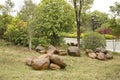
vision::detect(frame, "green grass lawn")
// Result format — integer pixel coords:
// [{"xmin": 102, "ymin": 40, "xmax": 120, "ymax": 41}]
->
[{"xmin": 0, "ymin": 39, "xmax": 120, "ymax": 80}]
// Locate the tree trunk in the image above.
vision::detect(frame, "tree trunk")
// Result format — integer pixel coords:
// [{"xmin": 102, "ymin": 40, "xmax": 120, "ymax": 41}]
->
[
  {"xmin": 29, "ymin": 32, "xmax": 32, "ymax": 51},
  {"xmin": 73, "ymin": 0, "xmax": 82, "ymax": 48},
  {"xmin": 28, "ymin": 24, "xmax": 32, "ymax": 51},
  {"xmin": 77, "ymin": 22, "xmax": 80, "ymax": 48}
]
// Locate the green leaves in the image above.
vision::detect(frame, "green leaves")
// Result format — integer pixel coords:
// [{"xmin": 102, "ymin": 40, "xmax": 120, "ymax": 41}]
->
[
  {"xmin": 34, "ymin": 0, "xmax": 74, "ymax": 45},
  {"xmin": 110, "ymin": 2, "xmax": 120, "ymax": 38}
]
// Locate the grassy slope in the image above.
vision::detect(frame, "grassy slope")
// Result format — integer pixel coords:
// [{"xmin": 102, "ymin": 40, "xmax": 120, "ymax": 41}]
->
[{"xmin": 0, "ymin": 39, "xmax": 120, "ymax": 80}]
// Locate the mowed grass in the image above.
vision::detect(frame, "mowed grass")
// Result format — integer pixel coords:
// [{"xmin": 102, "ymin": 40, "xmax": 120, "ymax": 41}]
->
[{"xmin": 0, "ymin": 39, "xmax": 120, "ymax": 80}]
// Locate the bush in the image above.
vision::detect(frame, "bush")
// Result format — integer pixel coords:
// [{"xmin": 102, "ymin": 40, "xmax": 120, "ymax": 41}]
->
[
  {"xmin": 4, "ymin": 18, "xmax": 28, "ymax": 46},
  {"xmin": 105, "ymin": 34, "xmax": 115, "ymax": 39},
  {"xmin": 97, "ymin": 27, "xmax": 112, "ymax": 34},
  {"xmin": 82, "ymin": 32, "xmax": 106, "ymax": 50},
  {"xmin": 32, "ymin": 37, "xmax": 50, "ymax": 48},
  {"xmin": 61, "ymin": 32, "xmax": 77, "ymax": 38}
]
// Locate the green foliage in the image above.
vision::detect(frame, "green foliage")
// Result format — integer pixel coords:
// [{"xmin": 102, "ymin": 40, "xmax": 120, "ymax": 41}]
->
[
  {"xmin": 34, "ymin": 0, "xmax": 75, "ymax": 45},
  {"xmin": 18, "ymin": 0, "xmax": 36, "ymax": 22},
  {"xmin": 110, "ymin": 2, "xmax": 120, "ymax": 16},
  {"xmin": 0, "ymin": 0, "xmax": 14, "ymax": 38},
  {"xmin": 105, "ymin": 34, "xmax": 115, "ymax": 39},
  {"xmin": 0, "ymin": 14, "xmax": 13, "ymax": 38},
  {"xmin": 109, "ymin": 2, "xmax": 120, "ymax": 38},
  {"xmin": 0, "ymin": 0, "xmax": 14, "ymax": 15},
  {"xmin": 61, "ymin": 32, "xmax": 77, "ymax": 38},
  {"xmin": 32, "ymin": 37, "xmax": 50, "ymax": 48},
  {"xmin": 89, "ymin": 10, "xmax": 109, "ymax": 30},
  {"xmin": 4, "ymin": 17, "xmax": 28, "ymax": 46},
  {"xmin": 82, "ymin": 32, "xmax": 106, "ymax": 50},
  {"xmin": 109, "ymin": 18, "xmax": 120, "ymax": 38}
]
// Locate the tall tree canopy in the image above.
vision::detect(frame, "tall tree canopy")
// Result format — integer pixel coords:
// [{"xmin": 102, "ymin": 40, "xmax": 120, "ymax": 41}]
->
[
  {"xmin": 0, "ymin": 0, "xmax": 14, "ymax": 15},
  {"xmin": 35, "ymin": 0, "xmax": 75, "ymax": 45},
  {"xmin": 89, "ymin": 10, "xmax": 109, "ymax": 30},
  {"xmin": 0, "ymin": 0, "xmax": 14, "ymax": 38},
  {"xmin": 109, "ymin": 2, "xmax": 120, "ymax": 38},
  {"xmin": 110, "ymin": 2, "xmax": 120, "ymax": 17}
]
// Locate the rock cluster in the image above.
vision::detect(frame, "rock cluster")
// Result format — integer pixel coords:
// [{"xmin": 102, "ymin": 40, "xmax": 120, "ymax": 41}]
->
[
  {"xmin": 26, "ymin": 45, "xmax": 67, "ymax": 70},
  {"xmin": 35, "ymin": 45, "xmax": 67, "ymax": 56},
  {"xmin": 85, "ymin": 48, "xmax": 113, "ymax": 60}
]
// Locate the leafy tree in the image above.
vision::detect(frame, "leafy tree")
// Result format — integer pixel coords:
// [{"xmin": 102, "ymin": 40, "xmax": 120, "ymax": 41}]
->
[
  {"xmin": 34, "ymin": 0, "xmax": 75, "ymax": 45},
  {"xmin": 0, "ymin": 0, "xmax": 14, "ymax": 38},
  {"xmin": 110, "ymin": 2, "xmax": 120, "ymax": 17},
  {"xmin": 4, "ymin": 17, "xmax": 28, "ymax": 46},
  {"xmin": 89, "ymin": 10, "xmax": 109, "ymax": 30},
  {"xmin": 18, "ymin": 0, "xmax": 36, "ymax": 51},
  {"xmin": 109, "ymin": 2, "xmax": 120, "ymax": 52},
  {"xmin": 1, "ymin": 0, "xmax": 14, "ymax": 15},
  {"xmin": 72, "ymin": 0, "xmax": 93, "ymax": 48},
  {"xmin": 110, "ymin": 2, "xmax": 120, "ymax": 38}
]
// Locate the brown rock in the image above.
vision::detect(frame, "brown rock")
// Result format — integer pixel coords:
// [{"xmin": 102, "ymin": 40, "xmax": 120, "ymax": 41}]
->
[
  {"xmin": 67, "ymin": 42, "xmax": 78, "ymax": 46},
  {"xmin": 85, "ymin": 49, "xmax": 93, "ymax": 54},
  {"xmin": 67, "ymin": 43, "xmax": 71, "ymax": 46},
  {"xmin": 95, "ymin": 47, "xmax": 107, "ymax": 54},
  {"xmin": 50, "ymin": 63, "xmax": 61, "ymax": 70},
  {"xmin": 96, "ymin": 52, "xmax": 106, "ymax": 60},
  {"xmin": 88, "ymin": 52, "xmax": 97, "ymax": 59},
  {"xmin": 47, "ymin": 45, "xmax": 56, "ymax": 55},
  {"xmin": 31, "ymin": 57, "xmax": 50, "ymax": 70},
  {"xmin": 58, "ymin": 50, "xmax": 67, "ymax": 56},
  {"xmin": 105, "ymin": 52, "xmax": 113, "ymax": 59},
  {"xmin": 26, "ymin": 57, "xmax": 35, "ymax": 66},
  {"xmin": 50, "ymin": 55, "xmax": 67, "ymax": 69},
  {"xmin": 67, "ymin": 46, "xmax": 80, "ymax": 56},
  {"xmin": 38, "ymin": 54, "xmax": 50, "ymax": 59},
  {"xmin": 39, "ymin": 50, "xmax": 47, "ymax": 54},
  {"xmin": 35, "ymin": 46, "xmax": 46, "ymax": 53}
]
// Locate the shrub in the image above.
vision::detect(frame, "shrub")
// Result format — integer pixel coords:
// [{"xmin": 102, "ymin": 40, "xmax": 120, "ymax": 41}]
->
[
  {"xmin": 105, "ymin": 34, "xmax": 115, "ymax": 39},
  {"xmin": 97, "ymin": 27, "xmax": 112, "ymax": 34},
  {"xmin": 82, "ymin": 32, "xmax": 106, "ymax": 50},
  {"xmin": 32, "ymin": 37, "xmax": 50, "ymax": 48},
  {"xmin": 4, "ymin": 18, "xmax": 28, "ymax": 46}
]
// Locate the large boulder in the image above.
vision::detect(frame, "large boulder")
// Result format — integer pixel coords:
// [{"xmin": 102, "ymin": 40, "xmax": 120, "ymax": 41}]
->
[
  {"xmin": 50, "ymin": 55, "xmax": 67, "ymax": 69},
  {"xmin": 67, "ymin": 46, "xmax": 80, "ymax": 56},
  {"xmin": 96, "ymin": 52, "xmax": 106, "ymax": 60},
  {"xmin": 50, "ymin": 63, "xmax": 61, "ymax": 70},
  {"xmin": 31, "ymin": 56, "xmax": 50, "ymax": 70}
]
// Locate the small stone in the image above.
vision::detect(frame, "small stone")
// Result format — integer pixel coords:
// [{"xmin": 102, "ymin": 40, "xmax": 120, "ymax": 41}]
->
[
  {"xmin": 26, "ymin": 57, "xmax": 34, "ymax": 66},
  {"xmin": 50, "ymin": 63, "xmax": 61, "ymax": 70}
]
